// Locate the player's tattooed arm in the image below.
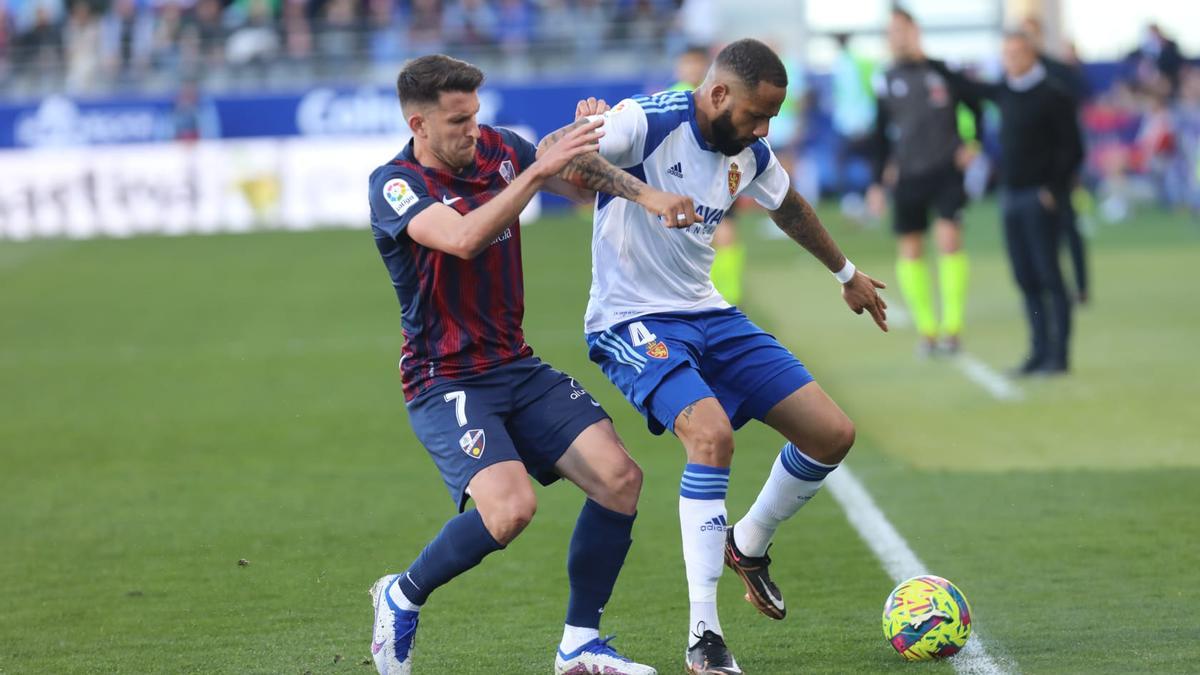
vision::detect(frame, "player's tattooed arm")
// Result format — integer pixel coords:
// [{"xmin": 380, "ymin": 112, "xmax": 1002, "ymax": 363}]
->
[
  {"xmin": 537, "ymin": 120, "xmax": 701, "ymax": 227},
  {"xmin": 537, "ymin": 119, "xmax": 644, "ymax": 200},
  {"xmin": 768, "ymin": 188, "xmax": 846, "ymax": 270},
  {"xmin": 770, "ymin": 188, "xmax": 890, "ymax": 332}
]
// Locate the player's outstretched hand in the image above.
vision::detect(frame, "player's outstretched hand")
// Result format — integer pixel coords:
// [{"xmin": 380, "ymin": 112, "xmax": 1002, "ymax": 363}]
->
[
  {"xmin": 842, "ymin": 270, "xmax": 889, "ymax": 332},
  {"xmin": 575, "ymin": 97, "xmax": 610, "ymax": 119},
  {"xmin": 532, "ymin": 117, "xmax": 605, "ymax": 180},
  {"xmin": 639, "ymin": 188, "xmax": 702, "ymax": 229}
]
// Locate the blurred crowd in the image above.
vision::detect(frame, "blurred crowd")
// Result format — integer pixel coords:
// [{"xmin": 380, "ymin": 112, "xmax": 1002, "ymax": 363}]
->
[
  {"xmin": 822, "ymin": 23, "xmax": 1200, "ymax": 218},
  {"xmin": 0, "ymin": 0, "xmax": 711, "ymax": 94}
]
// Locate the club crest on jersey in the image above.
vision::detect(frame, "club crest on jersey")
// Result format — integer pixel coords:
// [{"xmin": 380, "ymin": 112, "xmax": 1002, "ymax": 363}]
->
[
  {"xmin": 645, "ymin": 341, "xmax": 669, "ymax": 359},
  {"xmin": 459, "ymin": 428, "xmax": 486, "ymax": 459},
  {"xmin": 727, "ymin": 162, "xmax": 741, "ymax": 196},
  {"xmin": 383, "ymin": 178, "xmax": 419, "ymax": 216},
  {"xmin": 499, "ymin": 160, "xmax": 516, "ymax": 184}
]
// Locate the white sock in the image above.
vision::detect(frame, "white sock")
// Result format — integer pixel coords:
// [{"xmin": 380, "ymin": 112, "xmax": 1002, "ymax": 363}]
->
[
  {"xmin": 559, "ymin": 624, "xmax": 600, "ymax": 655},
  {"xmin": 679, "ymin": 463, "xmax": 731, "ymax": 648},
  {"xmin": 689, "ymin": 601, "xmax": 723, "ymax": 646},
  {"xmin": 388, "ymin": 575, "xmax": 421, "ymax": 612},
  {"xmin": 733, "ymin": 443, "xmax": 838, "ymax": 557}
]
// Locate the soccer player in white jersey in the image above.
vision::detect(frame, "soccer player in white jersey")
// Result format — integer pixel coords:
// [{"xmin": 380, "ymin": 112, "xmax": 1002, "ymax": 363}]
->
[{"xmin": 538, "ymin": 39, "xmax": 889, "ymax": 674}]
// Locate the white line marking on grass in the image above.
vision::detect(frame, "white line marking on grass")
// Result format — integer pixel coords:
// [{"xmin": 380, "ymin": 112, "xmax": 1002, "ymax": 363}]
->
[
  {"xmin": 884, "ymin": 295, "xmax": 1021, "ymax": 402},
  {"xmin": 954, "ymin": 353, "xmax": 1022, "ymax": 401},
  {"xmin": 826, "ymin": 466, "xmax": 1014, "ymax": 675}
]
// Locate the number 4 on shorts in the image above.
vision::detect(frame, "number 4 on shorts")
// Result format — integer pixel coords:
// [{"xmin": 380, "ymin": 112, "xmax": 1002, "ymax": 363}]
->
[{"xmin": 628, "ymin": 321, "xmax": 657, "ymax": 347}]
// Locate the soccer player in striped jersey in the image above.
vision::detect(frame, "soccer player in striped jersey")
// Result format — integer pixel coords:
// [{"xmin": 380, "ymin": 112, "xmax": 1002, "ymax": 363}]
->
[
  {"xmin": 540, "ymin": 39, "xmax": 889, "ymax": 674},
  {"xmin": 365, "ymin": 54, "xmax": 693, "ymax": 675}
]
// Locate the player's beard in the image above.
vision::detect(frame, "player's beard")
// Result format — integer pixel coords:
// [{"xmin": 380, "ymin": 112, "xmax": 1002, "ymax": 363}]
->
[{"xmin": 710, "ymin": 109, "xmax": 754, "ymax": 156}]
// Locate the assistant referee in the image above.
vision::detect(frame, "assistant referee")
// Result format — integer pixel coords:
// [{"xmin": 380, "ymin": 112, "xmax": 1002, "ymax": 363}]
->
[{"xmin": 869, "ymin": 8, "xmax": 982, "ymax": 356}]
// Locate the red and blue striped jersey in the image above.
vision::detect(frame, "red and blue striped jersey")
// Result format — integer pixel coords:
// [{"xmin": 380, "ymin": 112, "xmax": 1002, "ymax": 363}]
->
[{"xmin": 369, "ymin": 125, "xmax": 539, "ymax": 402}]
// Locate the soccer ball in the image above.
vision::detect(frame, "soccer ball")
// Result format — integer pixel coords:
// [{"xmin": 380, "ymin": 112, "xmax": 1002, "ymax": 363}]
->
[{"xmin": 882, "ymin": 575, "xmax": 972, "ymax": 660}]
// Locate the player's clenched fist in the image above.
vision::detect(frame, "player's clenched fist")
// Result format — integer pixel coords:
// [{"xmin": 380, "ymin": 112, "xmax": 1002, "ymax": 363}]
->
[
  {"xmin": 530, "ymin": 118, "xmax": 605, "ymax": 181},
  {"xmin": 639, "ymin": 188, "xmax": 702, "ymax": 229}
]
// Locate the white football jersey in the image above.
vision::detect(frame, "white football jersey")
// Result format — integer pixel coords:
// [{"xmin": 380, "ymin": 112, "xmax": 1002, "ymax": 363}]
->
[{"xmin": 583, "ymin": 90, "xmax": 791, "ymax": 333}]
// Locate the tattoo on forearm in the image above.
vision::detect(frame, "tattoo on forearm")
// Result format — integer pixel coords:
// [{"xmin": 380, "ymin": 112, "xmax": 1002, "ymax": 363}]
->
[
  {"xmin": 770, "ymin": 190, "xmax": 845, "ymax": 271},
  {"xmin": 538, "ymin": 119, "xmax": 645, "ymax": 201}
]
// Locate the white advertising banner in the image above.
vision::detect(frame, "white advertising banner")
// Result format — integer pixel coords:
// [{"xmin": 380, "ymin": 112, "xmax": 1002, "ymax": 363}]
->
[{"xmin": 0, "ymin": 132, "xmax": 541, "ymax": 240}]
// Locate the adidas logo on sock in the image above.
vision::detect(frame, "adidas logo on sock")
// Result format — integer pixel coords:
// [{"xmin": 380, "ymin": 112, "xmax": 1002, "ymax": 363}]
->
[
  {"xmin": 699, "ymin": 514, "xmax": 728, "ymax": 532},
  {"xmin": 667, "ymin": 162, "xmax": 684, "ymax": 178}
]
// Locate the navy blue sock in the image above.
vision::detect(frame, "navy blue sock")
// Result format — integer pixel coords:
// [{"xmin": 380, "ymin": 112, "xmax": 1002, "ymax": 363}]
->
[
  {"xmin": 397, "ymin": 509, "xmax": 503, "ymax": 605},
  {"xmin": 565, "ymin": 499, "xmax": 636, "ymax": 629}
]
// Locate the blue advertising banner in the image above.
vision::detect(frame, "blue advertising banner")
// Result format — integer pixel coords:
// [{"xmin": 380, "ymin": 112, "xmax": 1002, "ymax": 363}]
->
[{"xmin": 0, "ymin": 78, "xmax": 658, "ymax": 149}]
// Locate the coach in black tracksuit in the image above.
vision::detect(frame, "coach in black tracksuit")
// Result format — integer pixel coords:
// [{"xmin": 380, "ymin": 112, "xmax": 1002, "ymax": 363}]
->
[{"xmin": 974, "ymin": 32, "xmax": 1084, "ymax": 375}]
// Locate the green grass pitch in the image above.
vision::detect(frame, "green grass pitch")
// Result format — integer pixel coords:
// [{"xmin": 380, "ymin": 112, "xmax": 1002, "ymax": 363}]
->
[{"xmin": 1, "ymin": 203, "xmax": 1198, "ymax": 673}]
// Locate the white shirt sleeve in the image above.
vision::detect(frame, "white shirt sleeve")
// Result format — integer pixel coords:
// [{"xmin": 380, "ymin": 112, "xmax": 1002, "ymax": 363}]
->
[
  {"xmin": 742, "ymin": 151, "xmax": 791, "ymax": 211},
  {"xmin": 586, "ymin": 98, "xmax": 648, "ymax": 169}
]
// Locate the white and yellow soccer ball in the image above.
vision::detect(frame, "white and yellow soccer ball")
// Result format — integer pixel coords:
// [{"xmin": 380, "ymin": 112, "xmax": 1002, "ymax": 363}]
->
[{"xmin": 882, "ymin": 575, "xmax": 973, "ymax": 660}]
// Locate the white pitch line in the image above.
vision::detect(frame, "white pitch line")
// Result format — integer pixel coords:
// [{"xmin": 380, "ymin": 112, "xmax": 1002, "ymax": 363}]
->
[
  {"xmin": 826, "ymin": 466, "xmax": 1013, "ymax": 675},
  {"xmin": 954, "ymin": 353, "xmax": 1023, "ymax": 401},
  {"xmin": 882, "ymin": 295, "xmax": 1021, "ymax": 402}
]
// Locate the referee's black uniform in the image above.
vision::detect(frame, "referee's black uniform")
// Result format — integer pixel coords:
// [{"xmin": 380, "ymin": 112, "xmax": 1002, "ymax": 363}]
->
[
  {"xmin": 978, "ymin": 64, "xmax": 1084, "ymax": 373},
  {"xmin": 872, "ymin": 58, "xmax": 982, "ymax": 233}
]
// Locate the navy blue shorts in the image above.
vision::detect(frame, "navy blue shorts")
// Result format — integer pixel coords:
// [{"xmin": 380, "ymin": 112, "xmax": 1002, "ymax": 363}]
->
[
  {"xmin": 587, "ymin": 307, "xmax": 814, "ymax": 435},
  {"xmin": 406, "ymin": 357, "xmax": 610, "ymax": 511}
]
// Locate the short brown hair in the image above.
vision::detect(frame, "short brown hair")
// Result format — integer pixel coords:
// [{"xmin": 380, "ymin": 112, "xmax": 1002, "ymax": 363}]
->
[
  {"xmin": 892, "ymin": 7, "xmax": 915, "ymax": 25},
  {"xmin": 396, "ymin": 54, "xmax": 485, "ymax": 109}
]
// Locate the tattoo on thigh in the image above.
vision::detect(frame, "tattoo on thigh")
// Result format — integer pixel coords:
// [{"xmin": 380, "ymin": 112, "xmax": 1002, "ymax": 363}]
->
[{"xmin": 682, "ymin": 404, "xmax": 696, "ymax": 420}]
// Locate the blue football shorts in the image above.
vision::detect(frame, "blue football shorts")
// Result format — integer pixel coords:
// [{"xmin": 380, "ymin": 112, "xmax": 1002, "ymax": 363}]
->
[
  {"xmin": 405, "ymin": 357, "xmax": 610, "ymax": 511},
  {"xmin": 586, "ymin": 307, "xmax": 814, "ymax": 435}
]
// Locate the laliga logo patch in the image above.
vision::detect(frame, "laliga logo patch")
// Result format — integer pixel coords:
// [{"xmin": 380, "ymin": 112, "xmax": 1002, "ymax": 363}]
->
[
  {"xmin": 459, "ymin": 428, "xmax": 486, "ymax": 459},
  {"xmin": 499, "ymin": 160, "xmax": 516, "ymax": 184},
  {"xmin": 645, "ymin": 341, "xmax": 669, "ymax": 359},
  {"xmin": 727, "ymin": 162, "xmax": 741, "ymax": 196},
  {"xmin": 383, "ymin": 178, "xmax": 419, "ymax": 216}
]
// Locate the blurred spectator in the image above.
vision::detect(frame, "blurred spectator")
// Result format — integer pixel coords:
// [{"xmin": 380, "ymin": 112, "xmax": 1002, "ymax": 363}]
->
[
  {"xmin": 13, "ymin": 2, "xmax": 61, "ymax": 83},
  {"xmin": 172, "ymin": 79, "xmax": 220, "ymax": 140},
  {"xmin": 366, "ymin": 0, "xmax": 402, "ymax": 66},
  {"xmin": 225, "ymin": 0, "xmax": 279, "ymax": 70},
  {"xmin": 619, "ymin": 0, "xmax": 663, "ymax": 55},
  {"xmin": 150, "ymin": 1, "xmax": 188, "ymax": 75},
  {"xmin": 281, "ymin": 0, "xmax": 313, "ymax": 64},
  {"xmin": 180, "ymin": 0, "xmax": 226, "ymax": 70},
  {"xmin": 533, "ymin": 0, "xmax": 572, "ymax": 60},
  {"xmin": 829, "ymin": 32, "xmax": 876, "ymax": 204},
  {"xmin": 1135, "ymin": 92, "xmax": 1185, "ymax": 208},
  {"xmin": 62, "ymin": 0, "xmax": 100, "ymax": 92},
  {"xmin": 1177, "ymin": 69, "xmax": 1200, "ymax": 213},
  {"xmin": 1127, "ymin": 24, "xmax": 1184, "ymax": 97},
  {"xmin": 100, "ymin": 0, "xmax": 153, "ymax": 82},
  {"xmin": 496, "ymin": 0, "xmax": 531, "ymax": 58},
  {"xmin": 406, "ymin": 0, "xmax": 442, "ymax": 54},
  {"xmin": 315, "ymin": 0, "xmax": 361, "ymax": 69},
  {"xmin": 13, "ymin": 0, "xmax": 64, "ymax": 34},
  {"xmin": 571, "ymin": 0, "xmax": 610, "ymax": 64},
  {"xmin": 442, "ymin": 0, "xmax": 496, "ymax": 51}
]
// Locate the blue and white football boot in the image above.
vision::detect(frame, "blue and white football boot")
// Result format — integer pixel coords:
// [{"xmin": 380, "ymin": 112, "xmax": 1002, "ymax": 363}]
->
[
  {"xmin": 369, "ymin": 575, "xmax": 419, "ymax": 675},
  {"xmin": 555, "ymin": 635, "xmax": 657, "ymax": 675}
]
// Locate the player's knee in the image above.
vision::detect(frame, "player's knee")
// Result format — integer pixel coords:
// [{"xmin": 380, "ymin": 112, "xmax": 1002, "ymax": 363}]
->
[
  {"xmin": 827, "ymin": 417, "xmax": 856, "ymax": 463},
  {"xmin": 482, "ymin": 490, "xmax": 537, "ymax": 545},
  {"xmin": 605, "ymin": 460, "xmax": 643, "ymax": 513},
  {"xmin": 683, "ymin": 419, "xmax": 735, "ymax": 466}
]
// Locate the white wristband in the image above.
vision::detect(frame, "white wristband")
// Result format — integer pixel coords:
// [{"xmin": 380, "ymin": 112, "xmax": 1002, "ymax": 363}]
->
[{"xmin": 833, "ymin": 259, "xmax": 856, "ymax": 284}]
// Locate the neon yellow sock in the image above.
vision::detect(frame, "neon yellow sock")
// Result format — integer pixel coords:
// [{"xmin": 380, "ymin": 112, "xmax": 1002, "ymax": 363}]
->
[
  {"xmin": 938, "ymin": 251, "xmax": 969, "ymax": 337},
  {"xmin": 711, "ymin": 242, "xmax": 746, "ymax": 305},
  {"xmin": 895, "ymin": 257, "xmax": 937, "ymax": 338}
]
